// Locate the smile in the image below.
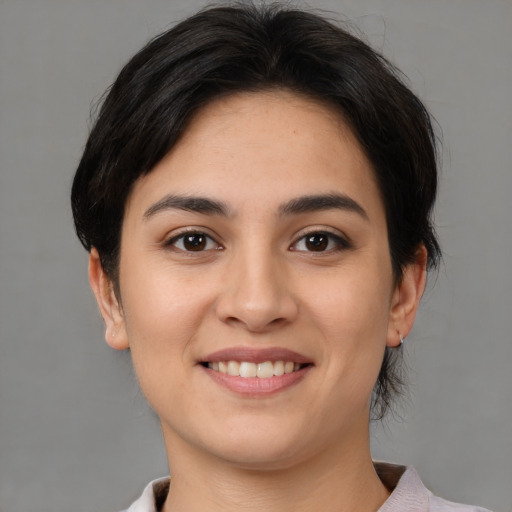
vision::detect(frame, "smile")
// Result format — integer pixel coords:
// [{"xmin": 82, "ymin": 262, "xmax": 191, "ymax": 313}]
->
[
  {"xmin": 206, "ymin": 360, "xmax": 305, "ymax": 378},
  {"xmin": 200, "ymin": 347, "xmax": 313, "ymax": 394}
]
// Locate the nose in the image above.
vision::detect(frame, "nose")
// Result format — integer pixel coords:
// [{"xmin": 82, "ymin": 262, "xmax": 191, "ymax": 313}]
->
[{"xmin": 215, "ymin": 246, "xmax": 299, "ymax": 333}]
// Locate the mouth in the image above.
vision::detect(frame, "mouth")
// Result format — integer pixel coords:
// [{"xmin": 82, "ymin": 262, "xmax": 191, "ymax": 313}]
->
[
  {"xmin": 199, "ymin": 347, "xmax": 313, "ymax": 395},
  {"xmin": 201, "ymin": 360, "xmax": 309, "ymax": 378}
]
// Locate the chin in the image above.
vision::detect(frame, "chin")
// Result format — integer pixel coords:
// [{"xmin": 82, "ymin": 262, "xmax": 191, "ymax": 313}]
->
[
  {"xmin": 203, "ymin": 418, "xmax": 327, "ymax": 470},
  {"xmin": 217, "ymin": 442, "xmax": 310, "ymax": 472},
  {"xmin": 164, "ymin": 415, "xmax": 313, "ymax": 471}
]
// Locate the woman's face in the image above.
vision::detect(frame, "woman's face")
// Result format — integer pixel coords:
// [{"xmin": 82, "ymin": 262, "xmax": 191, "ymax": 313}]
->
[{"xmin": 92, "ymin": 90, "xmax": 423, "ymax": 469}]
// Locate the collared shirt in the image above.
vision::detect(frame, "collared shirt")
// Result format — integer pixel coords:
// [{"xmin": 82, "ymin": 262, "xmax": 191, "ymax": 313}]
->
[{"xmin": 122, "ymin": 463, "xmax": 491, "ymax": 512}]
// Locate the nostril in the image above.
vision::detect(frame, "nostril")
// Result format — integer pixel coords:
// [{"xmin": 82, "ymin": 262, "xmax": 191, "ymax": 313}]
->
[{"xmin": 269, "ymin": 317, "xmax": 288, "ymax": 327}]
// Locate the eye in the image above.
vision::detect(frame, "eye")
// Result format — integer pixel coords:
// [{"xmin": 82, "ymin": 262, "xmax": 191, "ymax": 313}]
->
[
  {"xmin": 167, "ymin": 231, "xmax": 221, "ymax": 252},
  {"xmin": 291, "ymin": 231, "xmax": 349, "ymax": 253}
]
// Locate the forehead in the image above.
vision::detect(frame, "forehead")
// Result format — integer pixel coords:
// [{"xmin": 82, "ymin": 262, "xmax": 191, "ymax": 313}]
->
[{"xmin": 125, "ymin": 90, "xmax": 382, "ymax": 218}]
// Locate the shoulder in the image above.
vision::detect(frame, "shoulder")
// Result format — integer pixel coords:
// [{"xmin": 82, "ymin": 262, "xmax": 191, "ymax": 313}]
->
[
  {"xmin": 121, "ymin": 467, "xmax": 493, "ymax": 512},
  {"xmin": 375, "ymin": 463, "xmax": 493, "ymax": 512},
  {"xmin": 429, "ymin": 495, "xmax": 492, "ymax": 512},
  {"xmin": 120, "ymin": 477, "xmax": 170, "ymax": 512}
]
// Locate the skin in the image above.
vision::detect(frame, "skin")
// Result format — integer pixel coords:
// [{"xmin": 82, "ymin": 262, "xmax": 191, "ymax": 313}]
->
[{"xmin": 90, "ymin": 90, "xmax": 426, "ymax": 512}]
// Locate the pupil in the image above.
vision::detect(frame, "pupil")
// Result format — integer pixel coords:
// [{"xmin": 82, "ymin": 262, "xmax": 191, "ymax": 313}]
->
[
  {"xmin": 184, "ymin": 234, "xmax": 206, "ymax": 251},
  {"xmin": 306, "ymin": 234, "xmax": 328, "ymax": 251}
]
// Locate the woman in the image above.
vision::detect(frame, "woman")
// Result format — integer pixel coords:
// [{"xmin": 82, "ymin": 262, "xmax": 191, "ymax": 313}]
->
[{"xmin": 71, "ymin": 4, "xmax": 490, "ymax": 511}]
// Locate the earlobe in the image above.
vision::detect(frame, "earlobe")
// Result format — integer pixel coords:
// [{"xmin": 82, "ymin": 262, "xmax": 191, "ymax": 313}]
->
[
  {"xmin": 386, "ymin": 246, "xmax": 428, "ymax": 347},
  {"xmin": 88, "ymin": 248, "xmax": 129, "ymax": 350}
]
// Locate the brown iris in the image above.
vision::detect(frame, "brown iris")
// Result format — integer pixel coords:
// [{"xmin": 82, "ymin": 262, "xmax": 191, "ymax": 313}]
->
[
  {"xmin": 183, "ymin": 233, "xmax": 207, "ymax": 251},
  {"xmin": 305, "ymin": 233, "xmax": 329, "ymax": 251}
]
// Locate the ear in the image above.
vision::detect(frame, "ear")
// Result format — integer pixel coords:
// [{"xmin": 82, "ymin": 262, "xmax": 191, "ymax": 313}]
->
[
  {"xmin": 387, "ymin": 245, "xmax": 428, "ymax": 347},
  {"xmin": 88, "ymin": 248, "xmax": 129, "ymax": 350}
]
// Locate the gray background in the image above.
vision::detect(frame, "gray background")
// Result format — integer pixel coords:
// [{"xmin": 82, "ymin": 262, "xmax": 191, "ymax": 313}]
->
[{"xmin": 0, "ymin": 1, "xmax": 511, "ymax": 511}]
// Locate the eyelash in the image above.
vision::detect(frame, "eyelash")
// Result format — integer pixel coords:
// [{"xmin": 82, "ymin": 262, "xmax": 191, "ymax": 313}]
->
[
  {"xmin": 165, "ymin": 229, "xmax": 351, "ymax": 254},
  {"xmin": 290, "ymin": 230, "xmax": 351, "ymax": 253},
  {"xmin": 165, "ymin": 230, "xmax": 222, "ymax": 253}
]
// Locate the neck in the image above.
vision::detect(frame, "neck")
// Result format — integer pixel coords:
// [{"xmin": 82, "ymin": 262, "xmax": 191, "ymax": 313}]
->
[{"xmin": 161, "ymin": 426, "xmax": 389, "ymax": 512}]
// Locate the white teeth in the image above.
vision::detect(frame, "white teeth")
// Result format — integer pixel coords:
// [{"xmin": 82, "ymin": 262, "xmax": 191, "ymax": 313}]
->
[
  {"xmin": 207, "ymin": 360, "xmax": 304, "ymax": 378},
  {"xmin": 257, "ymin": 361, "xmax": 274, "ymax": 378},
  {"xmin": 227, "ymin": 360, "xmax": 240, "ymax": 376},
  {"xmin": 239, "ymin": 361, "xmax": 258, "ymax": 378},
  {"xmin": 273, "ymin": 360, "xmax": 285, "ymax": 376}
]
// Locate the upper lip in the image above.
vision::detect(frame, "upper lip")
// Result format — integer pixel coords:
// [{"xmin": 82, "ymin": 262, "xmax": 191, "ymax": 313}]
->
[{"xmin": 201, "ymin": 347, "xmax": 313, "ymax": 364}]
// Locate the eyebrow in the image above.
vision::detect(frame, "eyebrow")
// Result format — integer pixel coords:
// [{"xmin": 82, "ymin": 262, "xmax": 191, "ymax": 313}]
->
[
  {"xmin": 143, "ymin": 194, "xmax": 230, "ymax": 219},
  {"xmin": 278, "ymin": 193, "xmax": 368, "ymax": 220},
  {"xmin": 143, "ymin": 192, "xmax": 368, "ymax": 221}
]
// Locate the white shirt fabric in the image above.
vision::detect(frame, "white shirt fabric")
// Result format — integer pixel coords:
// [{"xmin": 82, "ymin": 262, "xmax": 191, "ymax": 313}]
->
[{"xmin": 121, "ymin": 463, "xmax": 492, "ymax": 512}]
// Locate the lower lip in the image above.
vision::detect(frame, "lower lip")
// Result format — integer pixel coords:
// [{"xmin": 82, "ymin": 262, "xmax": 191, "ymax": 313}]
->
[{"xmin": 202, "ymin": 365, "xmax": 311, "ymax": 396}]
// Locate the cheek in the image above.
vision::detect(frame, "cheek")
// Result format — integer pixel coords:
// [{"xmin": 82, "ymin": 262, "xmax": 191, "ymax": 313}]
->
[
  {"xmin": 121, "ymin": 253, "xmax": 213, "ymax": 323},
  {"xmin": 304, "ymin": 261, "xmax": 393, "ymax": 336},
  {"xmin": 118, "ymin": 274, "xmax": 206, "ymax": 412},
  {"xmin": 118, "ymin": 256, "xmax": 216, "ymax": 368},
  {"xmin": 301, "ymin": 260, "xmax": 393, "ymax": 396}
]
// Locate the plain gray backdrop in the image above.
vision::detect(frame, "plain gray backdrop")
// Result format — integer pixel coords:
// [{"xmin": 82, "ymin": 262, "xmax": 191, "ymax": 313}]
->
[{"xmin": 1, "ymin": 1, "xmax": 511, "ymax": 511}]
